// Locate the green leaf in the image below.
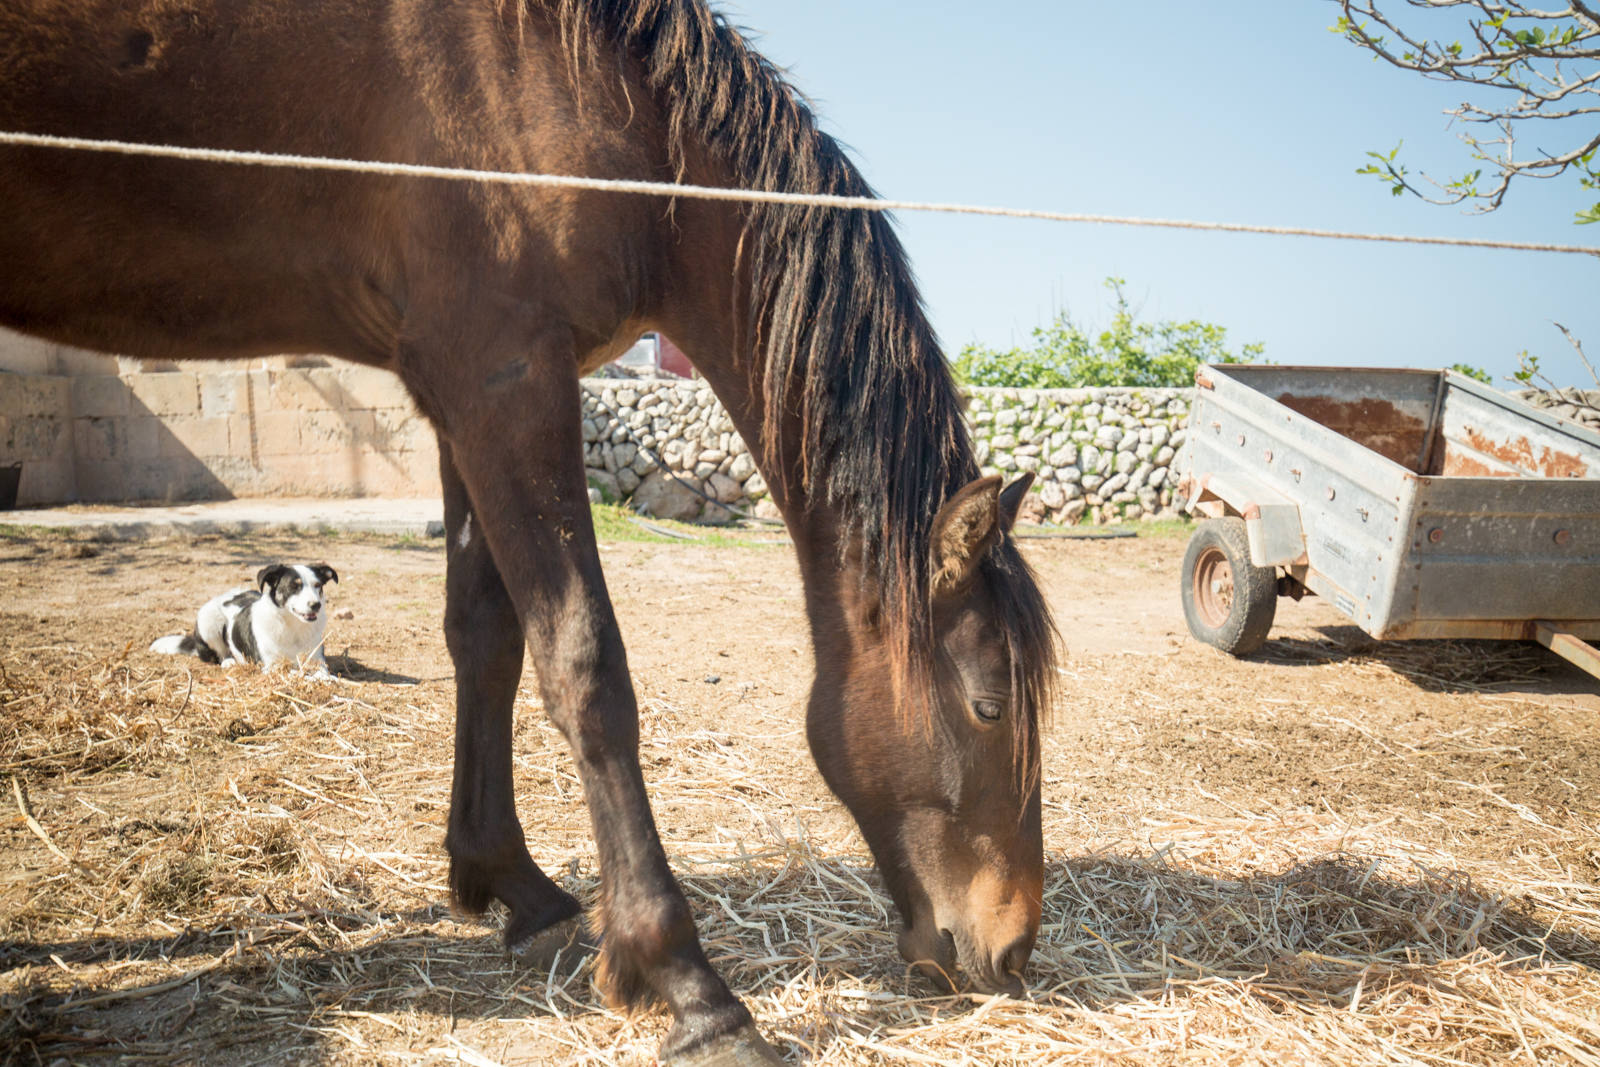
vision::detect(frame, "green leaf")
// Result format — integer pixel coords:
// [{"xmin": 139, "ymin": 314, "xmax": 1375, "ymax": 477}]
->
[
  {"xmin": 1511, "ymin": 351, "xmax": 1540, "ymax": 384},
  {"xmin": 1449, "ymin": 362, "xmax": 1492, "ymax": 383}
]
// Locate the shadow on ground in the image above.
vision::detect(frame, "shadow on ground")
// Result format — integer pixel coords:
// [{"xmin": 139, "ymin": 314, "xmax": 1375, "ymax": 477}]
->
[
  {"xmin": 5, "ymin": 850, "xmax": 1595, "ymax": 1065},
  {"xmin": 1253, "ymin": 628, "xmax": 1579, "ymax": 694}
]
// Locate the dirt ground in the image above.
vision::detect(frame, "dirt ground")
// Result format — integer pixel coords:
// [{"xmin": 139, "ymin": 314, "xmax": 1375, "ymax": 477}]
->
[{"xmin": 3, "ymin": 519, "xmax": 1599, "ymax": 1065}]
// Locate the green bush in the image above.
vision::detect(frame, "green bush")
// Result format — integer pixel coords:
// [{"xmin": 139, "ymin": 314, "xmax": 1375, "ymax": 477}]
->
[{"xmin": 950, "ymin": 278, "xmax": 1263, "ymax": 389}]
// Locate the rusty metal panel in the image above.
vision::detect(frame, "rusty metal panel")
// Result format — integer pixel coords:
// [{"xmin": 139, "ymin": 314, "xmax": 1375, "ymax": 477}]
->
[
  {"xmin": 1217, "ymin": 366, "xmax": 1440, "ymax": 470},
  {"xmin": 1433, "ymin": 375, "xmax": 1600, "ymax": 478}
]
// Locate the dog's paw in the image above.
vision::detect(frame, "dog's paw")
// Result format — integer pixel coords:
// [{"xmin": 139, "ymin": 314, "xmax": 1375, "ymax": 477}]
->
[{"xmin": 219, "ymin": 658, "xmax": 237, "ymax": 668}]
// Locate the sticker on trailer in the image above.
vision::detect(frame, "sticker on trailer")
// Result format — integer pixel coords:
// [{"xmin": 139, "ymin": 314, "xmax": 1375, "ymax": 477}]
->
[
  {"xmin": 1334, "ymin": 593, "xmax": 1357, "ymax": 617},
  {"xmin": 1322, "ymin": 537, "xmax": 1354, "ymax": 565}
]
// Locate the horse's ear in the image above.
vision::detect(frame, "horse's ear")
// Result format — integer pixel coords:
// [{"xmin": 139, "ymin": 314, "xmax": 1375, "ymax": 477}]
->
[
  {"xmin": 999, "ymin": 473, "xmax": 1034, "ymax": 533},
  {"xmin": 930, "ymin": 475, "xmax": 1004, "ymax": 595}
]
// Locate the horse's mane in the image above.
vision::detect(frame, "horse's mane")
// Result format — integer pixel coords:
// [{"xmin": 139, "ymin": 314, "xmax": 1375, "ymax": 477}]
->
[{"xmin": 548, "ymin": 0, "xmax": 1056, "ymax": 766}]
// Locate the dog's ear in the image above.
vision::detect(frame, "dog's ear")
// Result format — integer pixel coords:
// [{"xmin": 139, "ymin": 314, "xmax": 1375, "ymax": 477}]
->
[
  {"xmin": 310, "ymin": 563, "xmax": 339, "ymax": 586},
  {"xmin": 256, "ymin": 564, "xmax": 291, "ymax": 592}
]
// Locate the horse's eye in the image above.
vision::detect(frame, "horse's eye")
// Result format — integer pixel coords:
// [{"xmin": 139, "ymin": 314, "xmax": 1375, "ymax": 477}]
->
[{"xmin": 973, "ymin": 700, "xmax": 1003, "ymax": 723}]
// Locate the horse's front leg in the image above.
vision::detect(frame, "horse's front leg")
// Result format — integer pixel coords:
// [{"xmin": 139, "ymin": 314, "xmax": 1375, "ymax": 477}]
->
[
  {"xmin": 417, "ymin": 353, "xmax": 777, "ymax": 1066},
  {"xmin": 437, "ymin": 434, "xmax": 588, "ymax": 966}
]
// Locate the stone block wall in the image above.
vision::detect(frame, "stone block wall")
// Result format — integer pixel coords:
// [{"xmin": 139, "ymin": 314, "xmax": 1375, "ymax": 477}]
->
[
  {"xmin": 0, "ymin": 373, "xmax": 75, "ymax": 504},
  {"xmin": 0, "ymin": 355, "xmax": 439, "ymax": 506}
]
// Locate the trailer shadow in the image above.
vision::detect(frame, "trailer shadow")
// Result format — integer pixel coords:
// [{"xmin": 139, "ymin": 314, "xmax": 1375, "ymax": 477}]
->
[{"xmin": 1256, "ymin": 626, "xmax": 1581, "ymax": 694}]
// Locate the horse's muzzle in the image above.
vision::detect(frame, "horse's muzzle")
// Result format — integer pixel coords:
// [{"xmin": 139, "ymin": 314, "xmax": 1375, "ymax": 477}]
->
[{"xmin": 898, "ymin": 919, "xmax": 1032, "ymax": 996}]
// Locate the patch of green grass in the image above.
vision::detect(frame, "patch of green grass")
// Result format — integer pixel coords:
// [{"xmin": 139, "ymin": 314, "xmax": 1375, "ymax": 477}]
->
[
  {"xmin": 0, "ymin": 524, "xmax": 71, "ymax": 539},
  {"xmin": 590, "ymin": 503, "xmax": 787, "ymax": 549},
  {"xmin": 1127, "ymin": 519, "xmax": 1197, "ymax": 540},
  {"xmin": 1018, "ymin": 517, "xmax": 1195, "ymax": 541}
]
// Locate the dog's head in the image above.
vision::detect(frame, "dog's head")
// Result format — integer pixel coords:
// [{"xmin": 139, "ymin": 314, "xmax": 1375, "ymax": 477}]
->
[{"xmin": 256, "ymin": 563, "xmax": 339, "ymax": 624}]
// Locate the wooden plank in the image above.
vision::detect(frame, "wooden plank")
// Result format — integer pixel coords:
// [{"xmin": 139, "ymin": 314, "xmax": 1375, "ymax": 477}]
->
[{"xmin": 1534, "ymin": 621, "xmax": 1600, "ymax": 680}]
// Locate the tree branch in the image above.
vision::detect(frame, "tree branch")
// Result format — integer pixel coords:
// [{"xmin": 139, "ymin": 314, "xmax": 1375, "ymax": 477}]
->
[{"xmin": 1336, "ymin": 1, "xmax": 1600, "ymax": 218}]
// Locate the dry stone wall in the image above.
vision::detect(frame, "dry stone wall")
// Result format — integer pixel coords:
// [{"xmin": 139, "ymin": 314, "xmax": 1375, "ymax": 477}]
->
[
  {"xmin": 579, "ymin": 378, "xmax": 1194, "ymax": 525},
  {"xmin": 969, "ymin": 386, "xmax": 1193, "ymax": 524},
  {"xmin": 1515, "ymin": 387, "xmax": 1600, "ymax": 431},
  {"xmin": 579, "ymin": 378, "xmax": 767, "ymax": 523}
]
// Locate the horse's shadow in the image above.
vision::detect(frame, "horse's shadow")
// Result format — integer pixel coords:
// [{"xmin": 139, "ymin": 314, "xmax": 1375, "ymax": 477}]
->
[
  {"xmin": 4, "ymin": 852, "xmax": 1593, "ymax": 1063},
  {"xmin": 325, "ymin": 654, "xmax": 422, "ymax": 685}
]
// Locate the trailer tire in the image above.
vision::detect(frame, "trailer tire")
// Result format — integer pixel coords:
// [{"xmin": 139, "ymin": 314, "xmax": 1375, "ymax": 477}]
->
[{"xmin": 1181, "ymin": 518, "xmax": 1277, "ymax": 655}]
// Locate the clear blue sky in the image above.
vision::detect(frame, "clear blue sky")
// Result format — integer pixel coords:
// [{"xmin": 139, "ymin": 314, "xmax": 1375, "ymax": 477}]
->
[{"xmin": 722, "ymin": 1, "xmax": 1599, "ymax": 388}]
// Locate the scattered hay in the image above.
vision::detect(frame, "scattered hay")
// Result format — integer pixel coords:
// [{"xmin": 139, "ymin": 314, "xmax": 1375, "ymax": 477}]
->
[{"xmin": 5, "ymin": 647, "xmax": 1600, "ymax": 1066}]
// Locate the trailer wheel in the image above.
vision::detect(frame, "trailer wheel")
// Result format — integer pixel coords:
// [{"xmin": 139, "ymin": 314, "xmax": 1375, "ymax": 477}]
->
[{"xmin": 1181, "ymin": 518, "xmax": 1277, "ymax": 655}]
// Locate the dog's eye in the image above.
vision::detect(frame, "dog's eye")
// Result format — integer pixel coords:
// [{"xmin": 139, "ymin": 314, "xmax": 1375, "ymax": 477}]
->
[{"xmin": 973, "ymin": 700, "xmax": 1003, "ymax": 723}]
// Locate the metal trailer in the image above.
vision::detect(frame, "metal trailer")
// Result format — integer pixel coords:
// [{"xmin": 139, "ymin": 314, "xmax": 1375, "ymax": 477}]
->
[{"xmin": 1173, "ymin": 365, "xmax": 1600, "ymax": 679}]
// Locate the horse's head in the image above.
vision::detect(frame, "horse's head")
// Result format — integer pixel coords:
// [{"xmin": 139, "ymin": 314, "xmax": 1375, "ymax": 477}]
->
[{"xmin": 807, "ymin": 474, "xmax": 1051, "ymax": 996}]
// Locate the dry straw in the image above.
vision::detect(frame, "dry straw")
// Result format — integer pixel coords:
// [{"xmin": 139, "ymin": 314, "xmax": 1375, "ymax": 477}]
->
[{"xmin": 4, "ymin": 636, "xmax": 1599, "ymax": 1065}]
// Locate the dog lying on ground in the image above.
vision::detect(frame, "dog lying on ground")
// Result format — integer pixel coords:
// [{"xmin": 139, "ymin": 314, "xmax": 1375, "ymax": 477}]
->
[{"xmin": 151, "ymin": 563, "xmax": 339, "ymax": 675}]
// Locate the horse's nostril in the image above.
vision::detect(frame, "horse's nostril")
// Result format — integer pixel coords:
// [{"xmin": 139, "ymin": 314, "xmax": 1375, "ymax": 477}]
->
[
  {"xmin": 994, "ymin": 936, "xmax": 1034, "ymax": 988},
  {"xmin": 900, "ymin": 925, "xmax": 959, "ymax": 992}
]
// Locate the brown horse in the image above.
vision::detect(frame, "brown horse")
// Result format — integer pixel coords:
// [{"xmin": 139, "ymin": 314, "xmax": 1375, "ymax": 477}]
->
[{"xmin": 0, "ymin": 1, "xmax": 1059, "ymax": 1062}]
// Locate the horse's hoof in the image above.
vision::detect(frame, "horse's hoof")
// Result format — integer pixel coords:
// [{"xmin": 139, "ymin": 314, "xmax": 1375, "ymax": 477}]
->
[
  {"xmin": 664, "ymin": 1024, "xmax": 784, "ymax": 1066},
  {"xmin": 509, "ymin": 915, "xmax": 595, "ymax": 975}
]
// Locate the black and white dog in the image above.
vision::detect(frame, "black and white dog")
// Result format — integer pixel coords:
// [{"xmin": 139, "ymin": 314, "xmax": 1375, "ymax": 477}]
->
[{"xmin": 151, "ymin": 563, "xmax": 339, "ymax": 675}]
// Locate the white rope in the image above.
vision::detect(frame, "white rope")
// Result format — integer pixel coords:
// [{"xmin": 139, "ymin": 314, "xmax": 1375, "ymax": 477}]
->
[{"xmin": 3, "ymin": 129, "xmax": 1598, "ymax": 258}]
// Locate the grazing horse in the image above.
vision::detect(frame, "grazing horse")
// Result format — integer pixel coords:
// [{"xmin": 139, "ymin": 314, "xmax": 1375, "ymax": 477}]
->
[{"xmin": 0, "ymin": 1, "xmax": 1059, "ymax": 1062}]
